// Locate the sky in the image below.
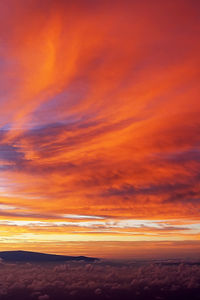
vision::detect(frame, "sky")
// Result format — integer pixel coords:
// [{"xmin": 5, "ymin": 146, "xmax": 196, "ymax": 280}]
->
[{"xmin": 0, "ymin": 0, "xmax": 199, "ymax": 259}]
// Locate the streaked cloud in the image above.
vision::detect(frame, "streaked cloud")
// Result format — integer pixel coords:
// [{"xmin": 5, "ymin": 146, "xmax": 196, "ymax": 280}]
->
[
  {"xmin": 0, "ymin": 0, "xmax": 199, "ymax": 255},
  {"xmin": 63, "ymin": 214, "xmax": 105, "ymax": 220}
]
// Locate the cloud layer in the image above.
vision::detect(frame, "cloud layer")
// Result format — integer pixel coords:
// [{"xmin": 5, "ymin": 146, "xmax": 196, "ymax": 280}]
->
[{"xmin": 0, "ymin": 260, "xmax": 200, "ymax": 300}]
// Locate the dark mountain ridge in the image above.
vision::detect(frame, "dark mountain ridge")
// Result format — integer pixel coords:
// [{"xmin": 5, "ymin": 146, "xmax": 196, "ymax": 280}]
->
[{"xmin": 0, "ymin": 250, "xmax": 98, "ymax": 262}]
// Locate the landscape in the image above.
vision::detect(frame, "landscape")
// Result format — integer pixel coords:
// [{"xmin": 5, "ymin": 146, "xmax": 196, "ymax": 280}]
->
[{"xmin": 0, "ymin": 0, "xmax": 199, "ymax": 299}]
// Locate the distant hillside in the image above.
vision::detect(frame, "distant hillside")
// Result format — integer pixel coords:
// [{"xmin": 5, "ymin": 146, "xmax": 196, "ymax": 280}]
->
[{"xmin": 0, "ymin": 250, "xmax": 98, "ymax": 262}]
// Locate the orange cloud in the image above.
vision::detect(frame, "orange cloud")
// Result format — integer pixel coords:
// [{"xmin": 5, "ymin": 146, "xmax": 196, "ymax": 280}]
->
[{"xmin": 0, "ymin": 0, "xmax": 199, "ymax": 256}]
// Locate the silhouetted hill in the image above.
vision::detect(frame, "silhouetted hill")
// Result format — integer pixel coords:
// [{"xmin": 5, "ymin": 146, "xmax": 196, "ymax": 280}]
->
[{"xmin": 0, "ymin": 250, "xmax": 98, "ymax": 262}]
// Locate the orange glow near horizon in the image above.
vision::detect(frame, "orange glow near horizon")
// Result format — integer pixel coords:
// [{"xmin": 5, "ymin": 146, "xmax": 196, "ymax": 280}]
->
[{"xmin": 0, "ymin": 0, "xmax": 200, "ymax": 259}]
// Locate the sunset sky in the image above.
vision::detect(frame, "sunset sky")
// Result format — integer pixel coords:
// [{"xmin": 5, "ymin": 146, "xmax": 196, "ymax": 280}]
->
[{"xmin": 0, "ymin": 0, "xmax": 199, "ymax": 259}]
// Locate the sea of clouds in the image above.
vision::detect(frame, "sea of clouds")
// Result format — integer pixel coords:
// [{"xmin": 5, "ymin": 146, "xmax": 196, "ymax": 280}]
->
[{"xmin": 0, "ymin": 259, "xmax": 200, "ymax": 300}]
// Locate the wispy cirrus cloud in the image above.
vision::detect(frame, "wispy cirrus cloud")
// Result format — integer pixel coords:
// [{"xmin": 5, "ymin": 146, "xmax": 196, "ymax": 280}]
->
[{"xmin": 0, "ymin": 0, "xmax": 199, "ymax": 254}]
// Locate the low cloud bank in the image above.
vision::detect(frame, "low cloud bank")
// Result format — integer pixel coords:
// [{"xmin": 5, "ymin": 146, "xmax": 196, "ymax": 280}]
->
[{"xmin": 0, "ymin": 260, "xmax": 200, "ymax": 300}]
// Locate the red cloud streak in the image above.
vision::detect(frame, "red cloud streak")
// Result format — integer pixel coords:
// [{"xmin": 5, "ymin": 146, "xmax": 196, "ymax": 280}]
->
[{"xmin": 0, "ymin": 0, "xmax": 199, "ymax": 255}]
